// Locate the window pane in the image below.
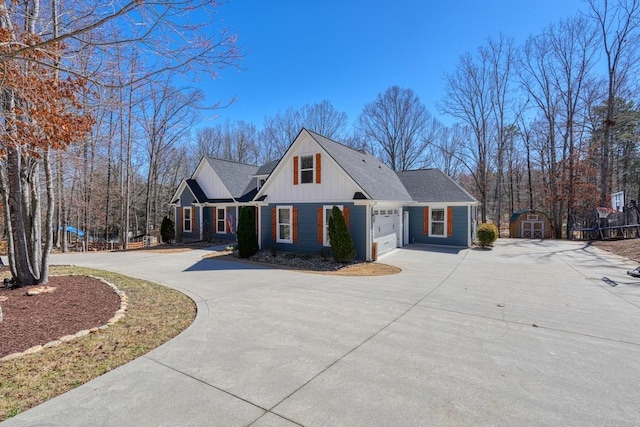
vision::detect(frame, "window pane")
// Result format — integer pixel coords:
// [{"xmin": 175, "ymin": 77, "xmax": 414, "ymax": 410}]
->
[
  {"xmin": 218, "ymin": 209, "xmax": 225, "ymax": 220},
  {"xmin": 301, "ymin": 170, "xmax": 313, "ymax": 184},
  {"xmin": 280, "ymin": 225, "xmax": 290, "ymax": 240},
  {"xmin": 432, "ymin": 209, "xmax": 445, "ymax": 221},
  {"xmin": 279, "ymin": 208, "xmax": 290, "ymax": 223},
  {"xmin": 432, "ymin": 223, "xmax": 444, "ymax": 235},
  {"xmin": 301, "ymin": 155, "xmax": 313, "ymax": 169}
]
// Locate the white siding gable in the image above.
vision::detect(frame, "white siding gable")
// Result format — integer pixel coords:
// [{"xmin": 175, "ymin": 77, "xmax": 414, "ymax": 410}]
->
[
  {"xmin": 259, "ymin": 131, "xmax": 362, "ymax": 203},
  {"xmin": 192, "ymin": 159, "xmax": 233, "ymax": 200}
]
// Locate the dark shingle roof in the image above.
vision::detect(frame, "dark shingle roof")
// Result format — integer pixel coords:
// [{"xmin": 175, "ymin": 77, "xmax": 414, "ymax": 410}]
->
[
  {"xmin": 185, "ymin": 179, "xmax": 207, "ymax": 203},
  {"xmin": 306, "ymin": 130, "xmax": 413, "ymax": 201},
  {"xmin": 204, "ymin": 157, "xmax": 259, "ymax": 200},
  {"xmin": 396, "ymin": 169, "xmax": 479, "ymax": 203},
  {"xmin": 256, "ymin": 159, "xmax": 279, "ymax": 176}
]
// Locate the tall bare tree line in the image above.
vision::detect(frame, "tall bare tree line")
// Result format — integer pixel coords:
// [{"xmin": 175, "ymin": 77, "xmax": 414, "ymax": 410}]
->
[
  {"xmin": 0, "ymin": 0, "xmax": 242, "ymax": 284},
  {"xmin": 2, "ymin": 0, "xmax": 639, "ymax": 287},
  {"xmin": 67, "ymin": 0, "xmax": 640, "ymax": 247}
]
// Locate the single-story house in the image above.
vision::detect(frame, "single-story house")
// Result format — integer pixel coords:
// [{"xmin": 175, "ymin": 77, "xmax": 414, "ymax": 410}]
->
[{"xmin": 170, "ymin": 128, "xmax": 480, "ymax": 260}]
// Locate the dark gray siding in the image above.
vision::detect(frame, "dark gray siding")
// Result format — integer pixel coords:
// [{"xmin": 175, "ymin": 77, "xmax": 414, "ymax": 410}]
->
[
  {"xmin": 407, "ymin": 205, "xmax": 470, "ymax": 247},
  {"xmin": 178, "ymin": 189, "xmax": 199, "ymax": 242},
  {"xmin": 261, "ymin": 203, "xmax": 367, "ymax": 260}
]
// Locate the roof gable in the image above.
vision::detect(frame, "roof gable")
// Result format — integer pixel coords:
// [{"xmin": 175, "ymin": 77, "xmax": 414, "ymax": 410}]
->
[
  {"xmin": 255, "ymin": 129, "xmax": 415, "ymax": 203},
  {"xmin": 307, "ymin": 130, "xmax": 413, "ymax": 201},
  {"xmin": 203, "ymin": 157, "xmax": 259, "ymax": 199},
  {"xmin": 255, "ymin": 129, "xmax": 366, "ymax": 202},
  {"xmin": 169, "ymin": 179, "xmax": 204, "ymax": 206},
  {"xmin": 396, "ymin": 169, "xmax": 479, "ymax": 204}
]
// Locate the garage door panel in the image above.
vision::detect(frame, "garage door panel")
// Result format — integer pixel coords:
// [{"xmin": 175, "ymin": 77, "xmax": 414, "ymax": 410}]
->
[{"xmin": 373, "ymin": 209, "xmax": 400, "ymax": 254}]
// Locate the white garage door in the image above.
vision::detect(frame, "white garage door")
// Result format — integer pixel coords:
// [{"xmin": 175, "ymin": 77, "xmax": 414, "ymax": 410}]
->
[{"xmin": 373, "ymin": 209, "xmax": 400, "ymax": 255}]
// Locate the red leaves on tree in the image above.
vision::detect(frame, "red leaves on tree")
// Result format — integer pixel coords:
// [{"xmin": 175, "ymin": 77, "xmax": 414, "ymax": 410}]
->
[{"xmin": 0, "ymin": 31, "xmax": 94, "ymax": 157}]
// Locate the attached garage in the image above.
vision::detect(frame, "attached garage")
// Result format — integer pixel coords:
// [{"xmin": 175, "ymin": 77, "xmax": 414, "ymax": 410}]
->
[{"xmin": 373, "ymin": 208, "xmax": 401, "ymax": 255}]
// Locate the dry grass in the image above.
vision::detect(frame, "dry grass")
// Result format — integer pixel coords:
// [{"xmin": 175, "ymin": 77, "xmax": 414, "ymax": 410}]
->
[
  {"xmin": 316, "ymin": 262, "xmax": 401, "ymax": 276},
  {"xmin": 0, "ymin": 266, "xmax": 196, "ymax": 422},
  {"xmin": 590, "ymin": 238, "xmax": 640, "ymax": 263}
]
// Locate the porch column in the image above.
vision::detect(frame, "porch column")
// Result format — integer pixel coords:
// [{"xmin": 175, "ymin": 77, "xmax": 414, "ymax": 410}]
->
[{"xmin": 199, "ymin": 206, "xmax": 204, "ymax": 241}]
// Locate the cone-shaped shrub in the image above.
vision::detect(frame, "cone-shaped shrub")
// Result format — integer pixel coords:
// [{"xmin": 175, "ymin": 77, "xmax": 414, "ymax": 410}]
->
[
  {"xmin": 160, "ymin": 216, "xmax": 175, "ymax": 243},
  {"xmin": 328, "ymin": 206, "xmax": 356, "ymax": 263},
  {"xmin": 237, "ymin": 206, "xmax": 259, "ymax": 258}
]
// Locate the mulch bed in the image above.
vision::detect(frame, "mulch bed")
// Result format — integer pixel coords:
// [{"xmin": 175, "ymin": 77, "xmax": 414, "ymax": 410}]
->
[{"xmin": 0, "ymin": 276, "xmax": 121, "ymax": 358}]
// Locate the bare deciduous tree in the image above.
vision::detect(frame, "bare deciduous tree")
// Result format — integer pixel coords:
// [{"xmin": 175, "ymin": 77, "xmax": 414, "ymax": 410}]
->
[
  {"xmin": 358, "ymin": 86, "xmax": 435, "ymax": 171},
  {"xmin": 588, "ymin": 0, "xmax": 640, "ymax": 205}
]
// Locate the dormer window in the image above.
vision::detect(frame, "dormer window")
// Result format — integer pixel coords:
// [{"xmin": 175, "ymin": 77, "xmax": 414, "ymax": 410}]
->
[
  {"xmin": 300, "ymin": 155, "xmax": 314, "ymax": 184},
  {"xmin": 256, "ymin": 177, "xmax": 266, "ymax": 190}
]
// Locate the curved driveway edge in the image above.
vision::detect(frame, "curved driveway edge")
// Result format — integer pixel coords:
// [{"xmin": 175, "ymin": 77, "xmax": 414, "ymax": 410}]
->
[{"xmin": 3, "ymin": 240, "xmax": 640, "ymax": 426}]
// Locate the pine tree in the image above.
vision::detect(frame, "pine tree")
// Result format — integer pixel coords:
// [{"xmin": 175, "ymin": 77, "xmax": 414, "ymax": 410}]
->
[
  {"xmin": 237, "ymin": 206, "xmax": 259, "ymax": 258},
  {"xmin": 160, "ymin": 216, "xmax": 175, "ymax": 243}
]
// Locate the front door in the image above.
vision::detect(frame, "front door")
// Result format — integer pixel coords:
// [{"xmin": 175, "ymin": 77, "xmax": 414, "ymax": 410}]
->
[{"xmin": 521, "ymin": 221, "xmax": 544, "ymax": 238}]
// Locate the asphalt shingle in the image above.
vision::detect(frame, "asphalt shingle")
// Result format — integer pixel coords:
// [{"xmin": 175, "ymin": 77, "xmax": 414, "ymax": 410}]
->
[
  {"xmin": 204, "ymin": 157, "xmax": 259, "ymax": 200},
  {"xmin": 307, "ymin": 130, "xmax": 413, "ymax": 202},
  {"xmin": 396, "ymin": 169, "xmax": 479, "ymax": 203}
]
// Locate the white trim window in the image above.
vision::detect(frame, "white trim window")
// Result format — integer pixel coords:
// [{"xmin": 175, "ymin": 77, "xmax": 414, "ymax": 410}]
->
[
  {"xmin": 300, "ymin": 155, "xmax": 314, "ymax": 184},
  {"xmin": 216, "ymin": 207, "xmax": 226, "ymax": 234},
  {"xmin": 277, "ymin": 206, "xmax": 293, "ymax": 243},
  {"xmin": 323, "ymin": 205, "xmax": 343, "ymax": 247},
  {"xmin": 183, "ymin": 207, "xmax": 192, "ymax": 233},
  {"xmin": 430, "ymin": 208, "xmax": 446, "ymax": 237}
]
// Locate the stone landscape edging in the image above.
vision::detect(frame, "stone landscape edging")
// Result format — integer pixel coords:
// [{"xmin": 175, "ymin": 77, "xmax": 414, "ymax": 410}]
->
[{"xmin": 0, "ymin": 275, "xmax": 127, "ymax": 363}]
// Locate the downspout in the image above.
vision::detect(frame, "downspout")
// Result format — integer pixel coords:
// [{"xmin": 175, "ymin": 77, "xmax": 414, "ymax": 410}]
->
[{"xmin": 367, "ymin": 201, "xmax": 377, "ymax": 261}]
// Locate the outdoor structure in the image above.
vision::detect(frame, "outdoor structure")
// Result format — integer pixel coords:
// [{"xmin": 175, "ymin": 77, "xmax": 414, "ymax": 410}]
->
[
  {"xmin": 572, "ymin": 203, "xmax": 640, "ymax": 240},
  {"xmin": 509, "ymin": 209, "xmax": 554, "ymax": 239},
  {"xmin": 171, "ymin": 128, "xmax": 480, "ymax": 260}
]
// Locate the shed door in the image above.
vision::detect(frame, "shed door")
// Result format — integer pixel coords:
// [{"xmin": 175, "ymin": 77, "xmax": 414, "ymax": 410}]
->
[
  {"xmin": 373, "ymin": 209, "xmax": 400, "ymax": 255},
  {"xmin": 521, "ymin": 221, "xmax": 544, "ymax": 239}
]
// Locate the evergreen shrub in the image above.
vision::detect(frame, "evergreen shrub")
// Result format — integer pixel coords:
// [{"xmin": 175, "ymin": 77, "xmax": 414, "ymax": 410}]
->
[
  {"xmin": 477, "ymin": 222, "xmax": 499, "ymax": 247},
  {"xmin": 160, "ymin": 216, "xmax": 175, "ymax": 243},
  {"xmin": 237, "ymin": 207, "xmax": 259, "ymax": 258},
  {"xmin": 328, "ymin": 206, "xmax": 356, "ymax": 263}
]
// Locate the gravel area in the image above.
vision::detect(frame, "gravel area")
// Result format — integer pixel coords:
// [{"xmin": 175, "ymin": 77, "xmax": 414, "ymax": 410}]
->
[{"xmin": 242, "ymin": 250, "xmax": 361, "ymax": 271}]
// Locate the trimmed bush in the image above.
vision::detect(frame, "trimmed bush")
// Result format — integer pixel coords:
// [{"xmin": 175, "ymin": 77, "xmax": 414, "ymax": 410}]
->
[
  {"xmin": 477, "ymin": 222, "xmax": 499, "ymax": 247},
  {"xmin": 160, "ymin": 216, "xmax": 175, "ymax": 243},
  {"xmin": 237, "ymin": 206, "xmax": 259, "ymax": 258},
  {"xmin": 328, "ymin": 206, "xmax": 356, "ymax": 263}
]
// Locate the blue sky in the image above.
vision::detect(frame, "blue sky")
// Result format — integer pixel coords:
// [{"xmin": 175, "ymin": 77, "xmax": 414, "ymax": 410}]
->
[{"xmin": 196, "ymin": 0, "xmax": 589, "ymax": 129}]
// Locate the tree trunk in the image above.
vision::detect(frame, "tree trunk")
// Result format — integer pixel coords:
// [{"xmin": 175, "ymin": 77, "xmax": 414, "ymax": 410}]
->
[
  {"xmin": 40, "ymin": 149, "xmax": 54, "ymax": 284},
  {"xmin": 7, "ymin": 146, "xmax": 38, "ymax": 285}
]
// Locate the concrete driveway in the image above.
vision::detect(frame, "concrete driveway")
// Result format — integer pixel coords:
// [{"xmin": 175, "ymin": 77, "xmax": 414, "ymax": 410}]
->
[{"xmin": 4, "ymin": 239, "xmax": 640, "ymax": 426}]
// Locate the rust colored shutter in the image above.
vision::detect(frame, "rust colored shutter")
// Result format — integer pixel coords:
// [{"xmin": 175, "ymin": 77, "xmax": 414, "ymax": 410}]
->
[
  {"xmin": 180, "ymin": 208, "xmax": 184, "ymax": 233},
  {"xmin": 447, "ymin": 207, "xmax": 453, "ymax": 237},
  {"xmin": 343, "ymin": 206, "xmax": 350, "ymax": 230},
  {"xmin": 293, "ymin": 207, "xmax": 298, "ymax": 242},
  {"xmin": 272, "ymin": 207, "xmax": 277, "ymax": 241},
  {"xmin": 212, "ymin": 207, "xmax": 217, "ymax": 234},
  {"xmin": 423, "ymin": 207, "xmax": 429, "ymax": 235},
  {"xmin": 317, "ymin": 207, "xmax": 323, "ymax": 244},
  {"xmin": 293, "ymin": 156, "xmax": 299, "ymax": 185},
  {"xmin": 315, "ymin": 153, "xmax": 322, "ymax": 184}
]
